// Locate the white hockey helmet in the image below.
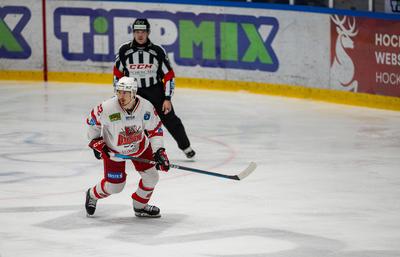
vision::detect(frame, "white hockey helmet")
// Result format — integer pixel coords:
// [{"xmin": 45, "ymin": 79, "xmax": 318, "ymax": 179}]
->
[{"xmin": 115, "ymin": 77, "xmax": 138, "ymax": 97}]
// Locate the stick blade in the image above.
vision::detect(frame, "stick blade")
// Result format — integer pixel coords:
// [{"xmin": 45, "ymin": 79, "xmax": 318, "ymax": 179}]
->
[{"xmin": 236, "ymin": 162, "xmax": 257, "ymax": 180}]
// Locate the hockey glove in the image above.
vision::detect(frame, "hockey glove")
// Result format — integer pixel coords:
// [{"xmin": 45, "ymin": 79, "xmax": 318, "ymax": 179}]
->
[
  {"xmin": 153, "ymin": 148, "xmax": 170, "ymax": 172},
  {"xmin": 88, "ymin": 137, "xmax": 109, "ymax": 160}
]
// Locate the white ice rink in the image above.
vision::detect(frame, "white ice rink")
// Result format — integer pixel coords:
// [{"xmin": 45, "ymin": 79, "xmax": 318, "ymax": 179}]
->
[{"xmin": 0, "ymin": 81, "xmax": 400, "ymax": 257}]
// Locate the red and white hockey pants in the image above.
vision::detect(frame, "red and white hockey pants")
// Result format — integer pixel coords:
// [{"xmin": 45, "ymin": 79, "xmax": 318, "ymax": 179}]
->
[{"xmin": 88, "ymin": 145, "xmax": 159, "ymax": 209}]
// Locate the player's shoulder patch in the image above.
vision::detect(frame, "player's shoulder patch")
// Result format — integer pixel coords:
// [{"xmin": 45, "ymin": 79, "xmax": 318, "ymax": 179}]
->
[{"xmin": 144, "ymin": 111, "xmax": 151, "ymax": 120}]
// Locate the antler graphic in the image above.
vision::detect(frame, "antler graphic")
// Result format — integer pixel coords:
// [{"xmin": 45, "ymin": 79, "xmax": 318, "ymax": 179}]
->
[{"xmin": 331, "ymin": 15, "xmax": 358, "ymax": 37}]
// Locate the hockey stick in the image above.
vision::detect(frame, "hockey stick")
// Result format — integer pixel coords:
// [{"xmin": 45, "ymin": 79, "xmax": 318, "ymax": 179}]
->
[{"xmin": 110, "ymin": 153, "xmax": 256, "ymax": 181}]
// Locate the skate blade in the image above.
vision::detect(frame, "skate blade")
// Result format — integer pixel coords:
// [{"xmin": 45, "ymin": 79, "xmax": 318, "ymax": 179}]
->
[{"xmin": 134, "ymin": 213, "xmax": 161, "ymax": 218}]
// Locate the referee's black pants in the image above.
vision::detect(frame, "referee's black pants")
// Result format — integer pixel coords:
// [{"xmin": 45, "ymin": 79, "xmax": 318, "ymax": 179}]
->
[{"xmin": 137, "ymin": 85, "xmax": 191, "ymax": 151}]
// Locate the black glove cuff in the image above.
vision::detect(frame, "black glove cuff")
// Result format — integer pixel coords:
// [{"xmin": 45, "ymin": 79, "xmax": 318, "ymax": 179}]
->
[{"xmin": 93, "ymin": 149, "xmax": 102, "ymax": 160}]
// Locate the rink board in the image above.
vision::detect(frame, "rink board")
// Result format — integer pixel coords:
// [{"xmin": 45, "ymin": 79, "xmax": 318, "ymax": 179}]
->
[{"xmin": 0, "ymin": 0, "xmax": 400, "ymax": 110}]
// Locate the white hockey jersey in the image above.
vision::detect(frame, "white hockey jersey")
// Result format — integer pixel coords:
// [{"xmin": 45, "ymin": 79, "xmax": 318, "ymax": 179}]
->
[{"xmin": 86, "ymin": 95, "xmax": 163, "ymax": 157}]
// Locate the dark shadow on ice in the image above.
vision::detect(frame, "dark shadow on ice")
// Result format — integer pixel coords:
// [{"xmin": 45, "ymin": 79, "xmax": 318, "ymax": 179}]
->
[
  {"xmin": 32, "ymin": 204, "xmax": 187, "ymax": 239},
  {"xmin": 115, "ymin": 227, "xmax": 400, "ymax": 257},
  {"xmin": 328, "ymin": 251, "xmax": 400, "ymax": 257},
  {"xmin": 105, "ymin": 213, "xmax": 188, "ymax": 239},
  {"xmin": 3, "ymin": 204, "xmax": 400, "ymax": 257}
]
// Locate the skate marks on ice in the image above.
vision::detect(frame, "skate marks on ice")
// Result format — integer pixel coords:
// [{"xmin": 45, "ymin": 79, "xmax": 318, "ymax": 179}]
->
[
  {"xmin": 2, "ymin": 201, "xmax": 395, "ymax": 257},
  {"xmin": 0, "ymin": 130, "xmax": 88, "ymax": 163},
  {"xmin": 0, "ymin": 131, "xmax": 96, "ymax": 184},
  {"xmin": 0, "ymin": 205, "xmax": 79, "ymax": 214},
  {"xmin": 9, "ymin": 206, "xmax": 400, "ymax": 257}
]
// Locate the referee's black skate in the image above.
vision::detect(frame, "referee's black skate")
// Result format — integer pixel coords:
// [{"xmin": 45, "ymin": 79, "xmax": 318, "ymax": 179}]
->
[
  {"xmin": 134, "ymin": 205, "xmax": 161, "ymax": 218},
  {"xmin": 85, "ymin": 189, "xmax": 97, "ymax": 216},
  {"xmin": 183, "ymin": 147, "xmax": 196, "ymax": 159}
]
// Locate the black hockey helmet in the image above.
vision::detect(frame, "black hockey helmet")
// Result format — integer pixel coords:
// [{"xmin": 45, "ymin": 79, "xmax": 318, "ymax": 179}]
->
[{"xmin": 132, "ymin": 18, "xmax": 150, "ymax": 32}]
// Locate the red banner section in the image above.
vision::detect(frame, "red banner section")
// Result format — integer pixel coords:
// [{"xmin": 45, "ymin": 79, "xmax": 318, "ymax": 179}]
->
[{"xmin": 330, "ymin": 15, "xmax": 400, "ymax": 97}]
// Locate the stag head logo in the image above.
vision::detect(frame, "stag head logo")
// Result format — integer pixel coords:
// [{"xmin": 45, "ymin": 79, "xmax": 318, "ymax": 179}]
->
[{"xmin": 330, "ymin": 15, "xmax": 359, "ymax": 92}]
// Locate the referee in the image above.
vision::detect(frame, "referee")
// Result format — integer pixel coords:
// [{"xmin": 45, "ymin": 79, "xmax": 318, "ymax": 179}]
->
[{"xmin": 113, "ymin": 18, "xmax": 195, "ymax": 159}]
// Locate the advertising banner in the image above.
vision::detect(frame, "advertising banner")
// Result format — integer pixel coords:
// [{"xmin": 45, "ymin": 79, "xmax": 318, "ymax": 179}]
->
[
  {"xmin": 330, "ymin": 15, "xmax": 400, "ymax": 97},
  {"xmin": 1, "ymin": 0, "xmax": 399, "ymax": 99},
  {"xmin": 45, "ymin": 1, "xmax": 330, "ymax": 87},
  {"xmin": 0, "ymin": 0, "xmax": 43, "ymax": 71}
]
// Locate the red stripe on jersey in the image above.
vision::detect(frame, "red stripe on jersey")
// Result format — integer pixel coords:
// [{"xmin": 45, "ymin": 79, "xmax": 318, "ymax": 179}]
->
[
  {"xmin": 113, "ymin": 65, "xmax": 124, "ymax": 79},
  {"xmin": 133, "ymin": 98, "xmax": 140, "ymax": 112},
  {"xmin": 147, "ymin": 121, "xmax": 163, "ymax": 138},
  {"xmin": 137, "ymin": 137, "xmax": 147, "ymax": 155},
  {"xmin": 90, "ymin": 109, "xmax": 100, "ymax": 125},
  {"xmin": 163, "ymin": 70, "xmax": 175, "ymax": 86},
  {"xmin": 132, "ymin": 193, "xmax": 150, "ymax": 204},
  {"xmin": 139, "ymin": 179, "xmax": 154, "ymax": 191}
]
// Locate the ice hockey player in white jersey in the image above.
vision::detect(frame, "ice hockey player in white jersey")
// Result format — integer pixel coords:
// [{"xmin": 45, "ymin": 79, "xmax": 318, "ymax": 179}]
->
[{"xmin": 85, "ymin": 76, "xmax": 169, "ymax": 218}]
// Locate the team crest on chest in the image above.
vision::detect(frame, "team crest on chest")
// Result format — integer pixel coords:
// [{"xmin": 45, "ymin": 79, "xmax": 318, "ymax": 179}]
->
[{"xmin": 117, "ymin": 125, "xmax": 143, "ymax": 146}]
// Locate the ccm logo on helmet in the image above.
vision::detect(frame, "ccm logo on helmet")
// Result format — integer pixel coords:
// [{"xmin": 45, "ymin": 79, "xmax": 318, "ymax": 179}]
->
[{"xmin": 128, "ymin": 64, "xmax": 153, "ymax": 69}]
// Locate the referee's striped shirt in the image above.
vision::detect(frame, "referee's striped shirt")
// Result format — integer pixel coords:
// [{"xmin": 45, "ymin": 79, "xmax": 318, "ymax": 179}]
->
[{"xmin": 114, "ymin": 40, "xmax": 175, "ymax": 100}]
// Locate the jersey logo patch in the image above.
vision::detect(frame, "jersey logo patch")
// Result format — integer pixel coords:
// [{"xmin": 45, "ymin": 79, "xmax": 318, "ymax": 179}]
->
[
  {"xmin": 109, "ymin": 113, "xmax": 121, "ymax": 122},
  {"xmin": 117, "ymin": 126, "xmax": 143, "ymax": 146},
  {"xmin": 128, "ymin": 64, "xmax": 153, "ymax": 69},
  {"xmin": 144, "ymin": 111, "xmax": 151, "ymax": 120},
  {"xmin": 107, "ymin": 172, "xmax": 123, "ymax": 181}
]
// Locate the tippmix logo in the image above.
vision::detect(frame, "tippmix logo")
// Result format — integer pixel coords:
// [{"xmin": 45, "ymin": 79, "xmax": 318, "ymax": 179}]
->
[
  {"xmin": 330, "ymin": 15, "xmax": 359, "ymax": 92},
  {"xmin": 54, "ymin": 8, "xmax": 279, "ymax": 72}
]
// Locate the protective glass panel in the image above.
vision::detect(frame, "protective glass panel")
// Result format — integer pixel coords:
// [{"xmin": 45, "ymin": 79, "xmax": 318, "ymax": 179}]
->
[
  {"xmin": 295, "ymin": 0, "xmax": 329, "ymax": 7},
  {"xmin": 334, "ymin": 0, "xmax": 369, "ymax": 11}
]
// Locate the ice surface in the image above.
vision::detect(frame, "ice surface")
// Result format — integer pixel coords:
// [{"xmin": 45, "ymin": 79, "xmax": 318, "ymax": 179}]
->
[{"xmin": 0, "ymin": 81, "xmax": 400, "ymax": 257}]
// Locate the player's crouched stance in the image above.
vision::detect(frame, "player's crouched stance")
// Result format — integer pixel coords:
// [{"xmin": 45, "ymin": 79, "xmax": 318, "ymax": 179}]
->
[{"xmin": 85, "ymin": 77, "xmax": 169, "ymax": 218}]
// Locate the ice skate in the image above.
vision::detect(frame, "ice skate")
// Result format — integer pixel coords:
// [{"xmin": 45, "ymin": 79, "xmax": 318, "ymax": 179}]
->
[
  {"xmin": 134, "ymin": 204, "xmax": 161, "ymax": 218},
  {"xmin": 183, "ymin": 147, "xmax": 196, "ymax": 159},
  {"xmin": 85, "ymin": 189, "xmax": 97, "ymax": 217}
]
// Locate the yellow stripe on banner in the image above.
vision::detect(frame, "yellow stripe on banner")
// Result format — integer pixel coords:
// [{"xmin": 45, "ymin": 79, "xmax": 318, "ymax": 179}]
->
[
  {"xmin": 48, "ymin": 71, "xmax": 112, "ymax": 84},
  {"xmin": 0, "ymin": 70, "xmax": 43, "ymax": 81},
  {"xmin": 177, "ymin": 77, "xmax": 400, "ymax": 111},
  {"xmin": 1, "ymin": 70, "xmax": 399, "ymax": 111}
]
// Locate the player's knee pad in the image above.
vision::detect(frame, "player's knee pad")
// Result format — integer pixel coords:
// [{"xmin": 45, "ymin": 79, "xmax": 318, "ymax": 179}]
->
[
  {"xmin": 104, "ymin": 181, "xmax": 126, "ymax": 194},
  {"xmin": 140, "ymin": 167, "xmax": 159, "ymax": 188}
]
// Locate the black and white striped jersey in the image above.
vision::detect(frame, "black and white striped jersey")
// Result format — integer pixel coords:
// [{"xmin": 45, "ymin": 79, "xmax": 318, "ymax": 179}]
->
[{"xmin": 114, "ymin": 39, "xmax": 175, "ymax": 100}]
